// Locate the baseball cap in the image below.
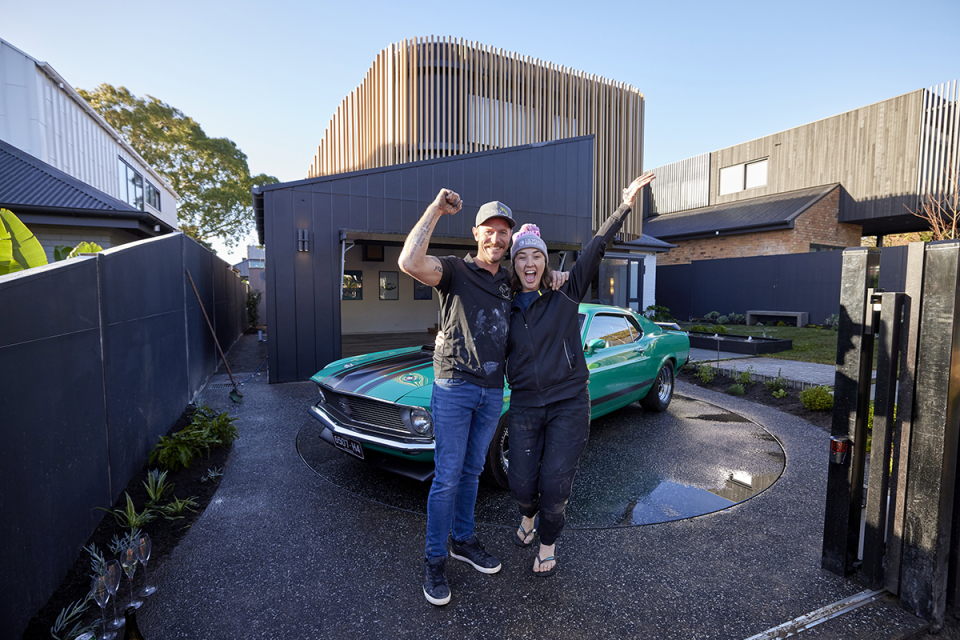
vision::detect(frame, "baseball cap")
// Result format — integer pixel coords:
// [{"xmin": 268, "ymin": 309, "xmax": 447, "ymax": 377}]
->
[{"xmin": 475, "ymin": 201, "xmax": 516, "ymax": 229}]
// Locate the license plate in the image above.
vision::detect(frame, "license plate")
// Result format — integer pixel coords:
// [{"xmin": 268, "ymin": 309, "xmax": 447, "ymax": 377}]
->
[{"xmin": 333, "ymin": 433, "xmax": 364, "ymax": 459}]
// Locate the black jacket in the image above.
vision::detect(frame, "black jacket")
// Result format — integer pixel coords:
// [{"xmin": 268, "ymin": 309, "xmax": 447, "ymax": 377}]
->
[{"xmin": 505, "ymin": 204, "xmax": 632, "ymax": 407}]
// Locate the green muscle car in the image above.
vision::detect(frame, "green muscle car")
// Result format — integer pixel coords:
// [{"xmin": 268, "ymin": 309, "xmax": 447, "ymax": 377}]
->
[{"xmin": 309, "ymin": 303, "xmax": 690, "ymax": 489}]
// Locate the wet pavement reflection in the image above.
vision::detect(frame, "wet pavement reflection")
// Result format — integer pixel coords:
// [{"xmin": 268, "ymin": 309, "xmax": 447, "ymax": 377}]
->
[{"xmin": 296, "ymin": 395, "xmax": 785, "ymax": 529}]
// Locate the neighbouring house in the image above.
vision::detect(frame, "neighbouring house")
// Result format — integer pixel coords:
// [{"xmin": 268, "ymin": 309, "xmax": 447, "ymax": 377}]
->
[
  {"xmin": 256, "ymin": 38, "xmax": 662, "ymax": 381},
  {"xmin": 642, "ymin": 82, "xmax": 959, "ymax": 264},
  {"xmin": 0, "ymin": 38, "xmax": 178, "ymax": 259}
]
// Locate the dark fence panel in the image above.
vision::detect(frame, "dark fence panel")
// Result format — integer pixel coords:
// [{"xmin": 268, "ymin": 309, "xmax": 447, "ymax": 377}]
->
[
  {"xmin": 0, "ymin": 233, "xmax": 246, "ymax": 638},
  {"xmin": 657, "ymin": 247, "xmax": 909, "ymax": 324}
]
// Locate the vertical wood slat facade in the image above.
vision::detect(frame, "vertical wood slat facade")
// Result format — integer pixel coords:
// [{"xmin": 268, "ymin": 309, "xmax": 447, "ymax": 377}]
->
[
  {"xmin": 307, "ymin": 38, "xmax": 645, "ymax": 236},
  {"xmin": 918, "ymin": 81, "xmax": 960, "ymax": 203}
]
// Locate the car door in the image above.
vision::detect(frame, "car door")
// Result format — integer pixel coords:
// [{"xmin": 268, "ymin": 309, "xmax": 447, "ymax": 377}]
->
[{"xmin": 582, "ymin": 312, "xmax": 654, "ymax": 417}]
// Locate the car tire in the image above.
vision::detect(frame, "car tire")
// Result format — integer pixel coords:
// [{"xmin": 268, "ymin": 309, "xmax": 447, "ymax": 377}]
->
[
  {"xmin": 481, "ymin": 414, "xmax": 510, "ymax": 490},
  {"xmin": 640, "ymin": 360, "xmax": 674, "ymax": 412}
]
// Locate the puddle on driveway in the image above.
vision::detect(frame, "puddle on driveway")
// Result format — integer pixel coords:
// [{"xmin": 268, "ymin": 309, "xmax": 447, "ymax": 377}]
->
[{"xmin": 297, "ymin": 395, "xmax": 785, "ymax": 529}]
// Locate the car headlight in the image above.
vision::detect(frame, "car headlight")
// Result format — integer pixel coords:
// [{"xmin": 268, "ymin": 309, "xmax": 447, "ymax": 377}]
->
[{"xmin": 407, "ymin": 407, "xmax": 434, "ymax": 437}]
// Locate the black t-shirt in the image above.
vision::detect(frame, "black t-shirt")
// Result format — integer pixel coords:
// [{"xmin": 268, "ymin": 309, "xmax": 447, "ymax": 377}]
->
[{"xmin": 433, "ymin": 254, "xmax": 512, "ymax": 387}]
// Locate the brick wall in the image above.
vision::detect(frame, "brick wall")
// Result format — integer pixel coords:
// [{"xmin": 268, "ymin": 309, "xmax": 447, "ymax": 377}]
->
[{"xmin": 658, "ymin": 186, "xmax": 862, "ymax": 265}]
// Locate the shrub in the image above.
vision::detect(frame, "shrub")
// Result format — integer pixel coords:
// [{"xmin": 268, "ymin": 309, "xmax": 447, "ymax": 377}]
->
[
  {"xmin": 717, "ymin": 315, "xmax": 729, "ymax": 324},
  {"xmin": 765, "ymin": 368, "xmax": 788, "ymax": 393},
  {"xmin": 727, "ymin": 312, "xmax": 746, "ymax": 325},
  {"xmin": 711, "ymin": 325, "xmax": 727, "ymax": 334},
  {"xmin": 689, "ymin": 324, "xmax": 709, "ymax": 332},
  {"xmin": 150, "ymin": 403, "xmax": 239, "ymax": 471},
  {"xmin": 696, "ymin": 363, "xmax": 715, "ymax": 384},
  {"xmin": 736, "ymin": 366, "xmax": 755, "ymax": 385},
  {"xmin": 727, "ymin": 383, "xmax": 745, "ymax": 396},
  {"xmin": 772, "ymin": 389, "xmax": 788, "ymax": 399},
  {"xmin": 800, "ymin": 385, "xmax": 834, "ymax": 411},
  {"xmin": 704, "ymin": 311, "xmax": 720, "ymax": 321},
  {"xmin": 645, "ymin": 304, "xmax": 674, "ymax": 322},
  {"xmin": 246, "ymin": 289, "xmax": 263, "ymax": 328},
  {"xmin": 776, "ymin": 320, "xmax": 788, "ymax": 327}
]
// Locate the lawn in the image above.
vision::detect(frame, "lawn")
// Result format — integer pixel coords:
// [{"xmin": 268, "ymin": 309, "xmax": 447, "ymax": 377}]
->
[{"xmin": 678, "ymin": 323, "xmax": 841, "ymax": 365}]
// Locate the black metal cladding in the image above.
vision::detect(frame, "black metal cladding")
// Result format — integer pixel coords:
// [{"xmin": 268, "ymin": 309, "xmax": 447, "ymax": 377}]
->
[
  {"xmin": 258, "ymin": 136, "xmax": 595, "ymax": 383},
  {"xmin": 0, "ymin": 233, "xmax": 246, "ymax": 636}
]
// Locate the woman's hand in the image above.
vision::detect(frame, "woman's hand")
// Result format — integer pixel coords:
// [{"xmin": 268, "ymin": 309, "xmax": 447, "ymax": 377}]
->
[{"xmin": 622, "ymin": 172, "xmax": 655, "ymax": 208}]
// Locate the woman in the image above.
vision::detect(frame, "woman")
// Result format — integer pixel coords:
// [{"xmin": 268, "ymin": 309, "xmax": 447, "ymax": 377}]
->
[{"xmin": 505, "ymin": 172, "xmax": 654, "ymax": 576}]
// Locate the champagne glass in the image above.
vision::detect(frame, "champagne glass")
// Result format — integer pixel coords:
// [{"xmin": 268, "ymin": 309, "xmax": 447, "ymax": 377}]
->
[
  {"xmin": 103, "ymin": 559, "xmax": 124, "ymax": 630},
  {"xmin": 90, "ymin": 575, "xmax": 117, "ymax": 640},
  {"xmin": 120, "ymin": 546, "xmax": 143, "ymax": 610},
  {"xmin": 135, "ymin": 532, "xmax": 156, "ymax": 597}
]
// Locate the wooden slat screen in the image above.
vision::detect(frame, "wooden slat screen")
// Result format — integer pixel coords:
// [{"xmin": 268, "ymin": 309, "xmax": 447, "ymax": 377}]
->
[
  {"xmin": 918, "ymin": 81, "xmax": 960, "ymax": 204},
  {"xmin": 646, "ymin": 153, "xmax": 711, "ymax": 215},
  {"xmin": 307, "ymin": 37, "xmax": 646, "ymax": 237}
]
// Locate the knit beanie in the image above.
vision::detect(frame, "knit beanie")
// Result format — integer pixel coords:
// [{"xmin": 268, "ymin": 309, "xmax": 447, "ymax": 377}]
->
[{"xmin": 511, "ymin": 223, "xmax": 548, "ymax": 261}]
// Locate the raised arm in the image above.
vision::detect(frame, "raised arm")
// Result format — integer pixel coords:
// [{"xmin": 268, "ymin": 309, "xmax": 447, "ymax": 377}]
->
[{"xmin": 398, "ymin": 189, "xmax": 463, "ymax": 287}]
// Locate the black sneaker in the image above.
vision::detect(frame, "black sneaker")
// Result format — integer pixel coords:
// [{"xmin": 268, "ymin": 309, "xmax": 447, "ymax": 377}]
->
[
  {"xmin": 449, "ymin": 536, "xmax": 502, "ymax": 574},
  {"xmin": 423, "ymin": 557, "xmax": 451, "ymax": 606}
]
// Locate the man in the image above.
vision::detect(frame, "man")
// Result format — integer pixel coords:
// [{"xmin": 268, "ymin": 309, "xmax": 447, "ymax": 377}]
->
[{"xmin": 399, "ymin": 188, "xmax": 516, "ymax": 606}]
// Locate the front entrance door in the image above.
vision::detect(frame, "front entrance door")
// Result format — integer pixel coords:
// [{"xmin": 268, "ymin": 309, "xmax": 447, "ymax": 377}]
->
[{"xmin": 599, "ymin": 258, "xmax": 645, "ymax": 312}]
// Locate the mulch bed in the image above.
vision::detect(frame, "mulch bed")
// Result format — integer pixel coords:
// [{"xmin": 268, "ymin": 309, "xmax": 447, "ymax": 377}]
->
[
  {"xmin": 676, "ymin": 365, "xmax": 833, "ymax": 432},
  {"xmin": 22, "ymin": 406, "xmax": 231, "ymax": 640}
]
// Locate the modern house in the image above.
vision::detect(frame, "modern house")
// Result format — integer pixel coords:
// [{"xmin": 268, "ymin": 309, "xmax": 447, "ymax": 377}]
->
[
  {"xmin": 256, "ymin": 38, "xmax": 666, "ymax": 382},
  {"xmin": 642, "ymin": 82, "xmax": 959, "ymax": 265},
  {"xmin": 0, "ymin": 38, "xmax": 178, "ymax": 259}
]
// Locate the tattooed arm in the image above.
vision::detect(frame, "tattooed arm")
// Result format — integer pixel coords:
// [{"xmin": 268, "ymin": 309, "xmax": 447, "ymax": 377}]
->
[{"xmin": 398, "ymin": 188, "xmax": 462, "ymax": 287}]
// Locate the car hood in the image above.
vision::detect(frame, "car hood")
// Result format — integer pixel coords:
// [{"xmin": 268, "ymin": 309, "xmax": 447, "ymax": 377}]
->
[{"xmin": 311, "ymin": 346, "xmax": 435, "ymax": 405}]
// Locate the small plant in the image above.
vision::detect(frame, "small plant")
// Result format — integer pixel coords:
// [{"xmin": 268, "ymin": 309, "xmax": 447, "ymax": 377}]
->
[
  {"xmin": 696, "ymin": 363, "xmax": 715, "ymax": 384},
  {"xmin": 704, "ymin": 311, "xmax": 720, "ymax": 321},
  {"xmin": 246, "ymin": 289, "xmax": 263, "ymax": 328},
  {"xmin": 772, "ymin": 389, "xmax": 788, "ymax": 399},
  {"xmin": 84, "ymin": 542, "xmax": 107, "ymax": 577},
  {"xmin": 49, "ymin": 595, "xmax": 95, "ymax": 640},
  {"xmin": 711, "ymin": 325, "xmax": 727, "ymax": 334},
  {"xmin": 159, "ymin": 496, "xmax": 199, "ymax": 520},
  {"xmin": 736, "ymin": 366, "xmax": 755, "ymax": 386},
  {"xmin": 717, "ymin": 315, "xmax": 729, "ymax": 324},
  {"xmin": 776, "ymin": 320, "xmax": 788, "ymax": 327},
  {"xmin": 143, "ymin": 469, "xmax": 174, "ymax": 507},
  {"xmin": 800, "ymin": 385, "xmax": 834, "ymax": 411},
  {"xmin": 765, "ymin": 368, "xmax": 789, "ymax": 394},
  {"xmin": 109, "ymin": 530, "xmax": 140, "ymax": 556},
  {"xmin": 824, "ymin": 313, "xmax": 840, "ymax": 330},
  {"xmin": 727, "ymin": 312, "xmax": 746, "ymax": 325},
  {"xmin": 98, "ymin": 493, "xmax": 156, "ymax": 530},
  {"xmin": 150, "ymin": 403, "xmax": 238, "ymax": 471},
  {"xmin": 201, "ymin": 467, "xmax": 224, "ymax": 483},
  {"xmin": 644, "ymin": 304, "xmax": 674, "ymax": 322},
  {"xmin": 727, "ymin": 383, "xmax": 745, "ymax": 396}
]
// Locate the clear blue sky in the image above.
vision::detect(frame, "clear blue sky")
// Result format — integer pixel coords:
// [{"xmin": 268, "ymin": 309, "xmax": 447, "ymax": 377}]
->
[{"xmin": 6, "ymin": 0, "xmax": 959, "ymax": 262}]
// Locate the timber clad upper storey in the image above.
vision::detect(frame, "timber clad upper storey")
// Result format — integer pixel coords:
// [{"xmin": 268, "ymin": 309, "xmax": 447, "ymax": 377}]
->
[
  {"xmin": 644, "ymin": 82, "xmax": 959, "ymax": 239},
  {"xmin": 308, "ymin": 37, "xmax": 645, "ymax": 237}
]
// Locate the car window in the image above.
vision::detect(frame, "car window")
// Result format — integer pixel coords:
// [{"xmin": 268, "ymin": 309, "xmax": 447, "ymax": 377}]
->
[{"xmin": 585, "ymin": 314, "xmax": 638, "ymax": 347}]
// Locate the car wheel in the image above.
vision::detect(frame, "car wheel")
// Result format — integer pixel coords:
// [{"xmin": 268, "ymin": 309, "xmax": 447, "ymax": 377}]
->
[
  {"xmin": 640, "ymin": 360, "xmax": 675, "ymax": 412},
  {"xmin": 481, "ymin": 414, "xmax": 510, "ymax": 490}
]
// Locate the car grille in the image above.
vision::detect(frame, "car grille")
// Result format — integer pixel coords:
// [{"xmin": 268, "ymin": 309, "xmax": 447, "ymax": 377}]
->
[{"xmin": 321, "ymin": 387, "xmax": 427, "ymax": 440}]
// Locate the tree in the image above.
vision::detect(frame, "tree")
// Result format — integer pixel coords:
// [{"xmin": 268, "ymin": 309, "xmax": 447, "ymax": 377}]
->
[
  {"xmin": 78, "ymin": 84, "xmax": 278, "ymax": 248},
  {"xmin": 909, "ymin": 166, "xmax": 960, "ymax": 241}
]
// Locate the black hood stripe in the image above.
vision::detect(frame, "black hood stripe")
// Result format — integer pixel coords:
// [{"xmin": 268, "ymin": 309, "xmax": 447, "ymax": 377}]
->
[{"xmin": 326, "ymin": 348, "xmax": 434, "ymax": 393}]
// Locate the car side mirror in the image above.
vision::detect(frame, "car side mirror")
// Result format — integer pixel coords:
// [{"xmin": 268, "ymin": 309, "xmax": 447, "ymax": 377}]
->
[{"xmin": 584, "ymin": 338, "xmax": 606, "ymax": 354}]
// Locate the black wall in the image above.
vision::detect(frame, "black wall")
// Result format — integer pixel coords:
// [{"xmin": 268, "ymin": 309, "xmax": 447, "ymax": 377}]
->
[
  {"xmin": 261, "ymin": 136, "xmax": 596, "ymax": 382},
  {"xmin": 0, "ymin": 233, "xmax": 246, "ymax": 637},
  {"xmin": 657, "ymin": 245, "xmax": 909, "ymax": 323}
]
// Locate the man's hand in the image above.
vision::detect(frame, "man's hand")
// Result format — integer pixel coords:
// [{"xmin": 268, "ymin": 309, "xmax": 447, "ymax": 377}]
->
[
  {"xmin": 433, "ymin": 189, "xmax": 463, "ymax": 216},
  {"xmin": 550, "ymin": 271, "xmax": 569, "ymax": 290},
  {"xmin": 622, "ymin": 172, "xmax": 655, "ymax": 208}
]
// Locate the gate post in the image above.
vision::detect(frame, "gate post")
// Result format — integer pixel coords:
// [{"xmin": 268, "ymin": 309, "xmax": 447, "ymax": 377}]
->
[
  {"xmin": 900, "ymin": 241, "xmax": 960, "ymax": 625},
  {"xmin": 822, "ymin": 248, "xmax": 880, "ymax": 576}
]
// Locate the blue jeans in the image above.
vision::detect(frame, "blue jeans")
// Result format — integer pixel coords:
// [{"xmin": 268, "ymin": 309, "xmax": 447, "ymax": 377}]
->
[{"xmin": 424, "ymin": 378, "xmax": 504, "ymax": 560}]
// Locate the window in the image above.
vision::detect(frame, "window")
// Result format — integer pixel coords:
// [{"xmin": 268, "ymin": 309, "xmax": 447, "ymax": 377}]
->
[
  {"xmin": 719, "ymin": 159, "xmax": 768, "ymax": 195},
  {"xmin": 585, "ymin": 314, "xmax": 641, "ymax": 347},
  {"xmin": 810, "ymin": 244, "xmax": 843, "ymax": 252},
  {"xmin": 118, "ymin": 159, "xmax": 161, "ymax": 211}
]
